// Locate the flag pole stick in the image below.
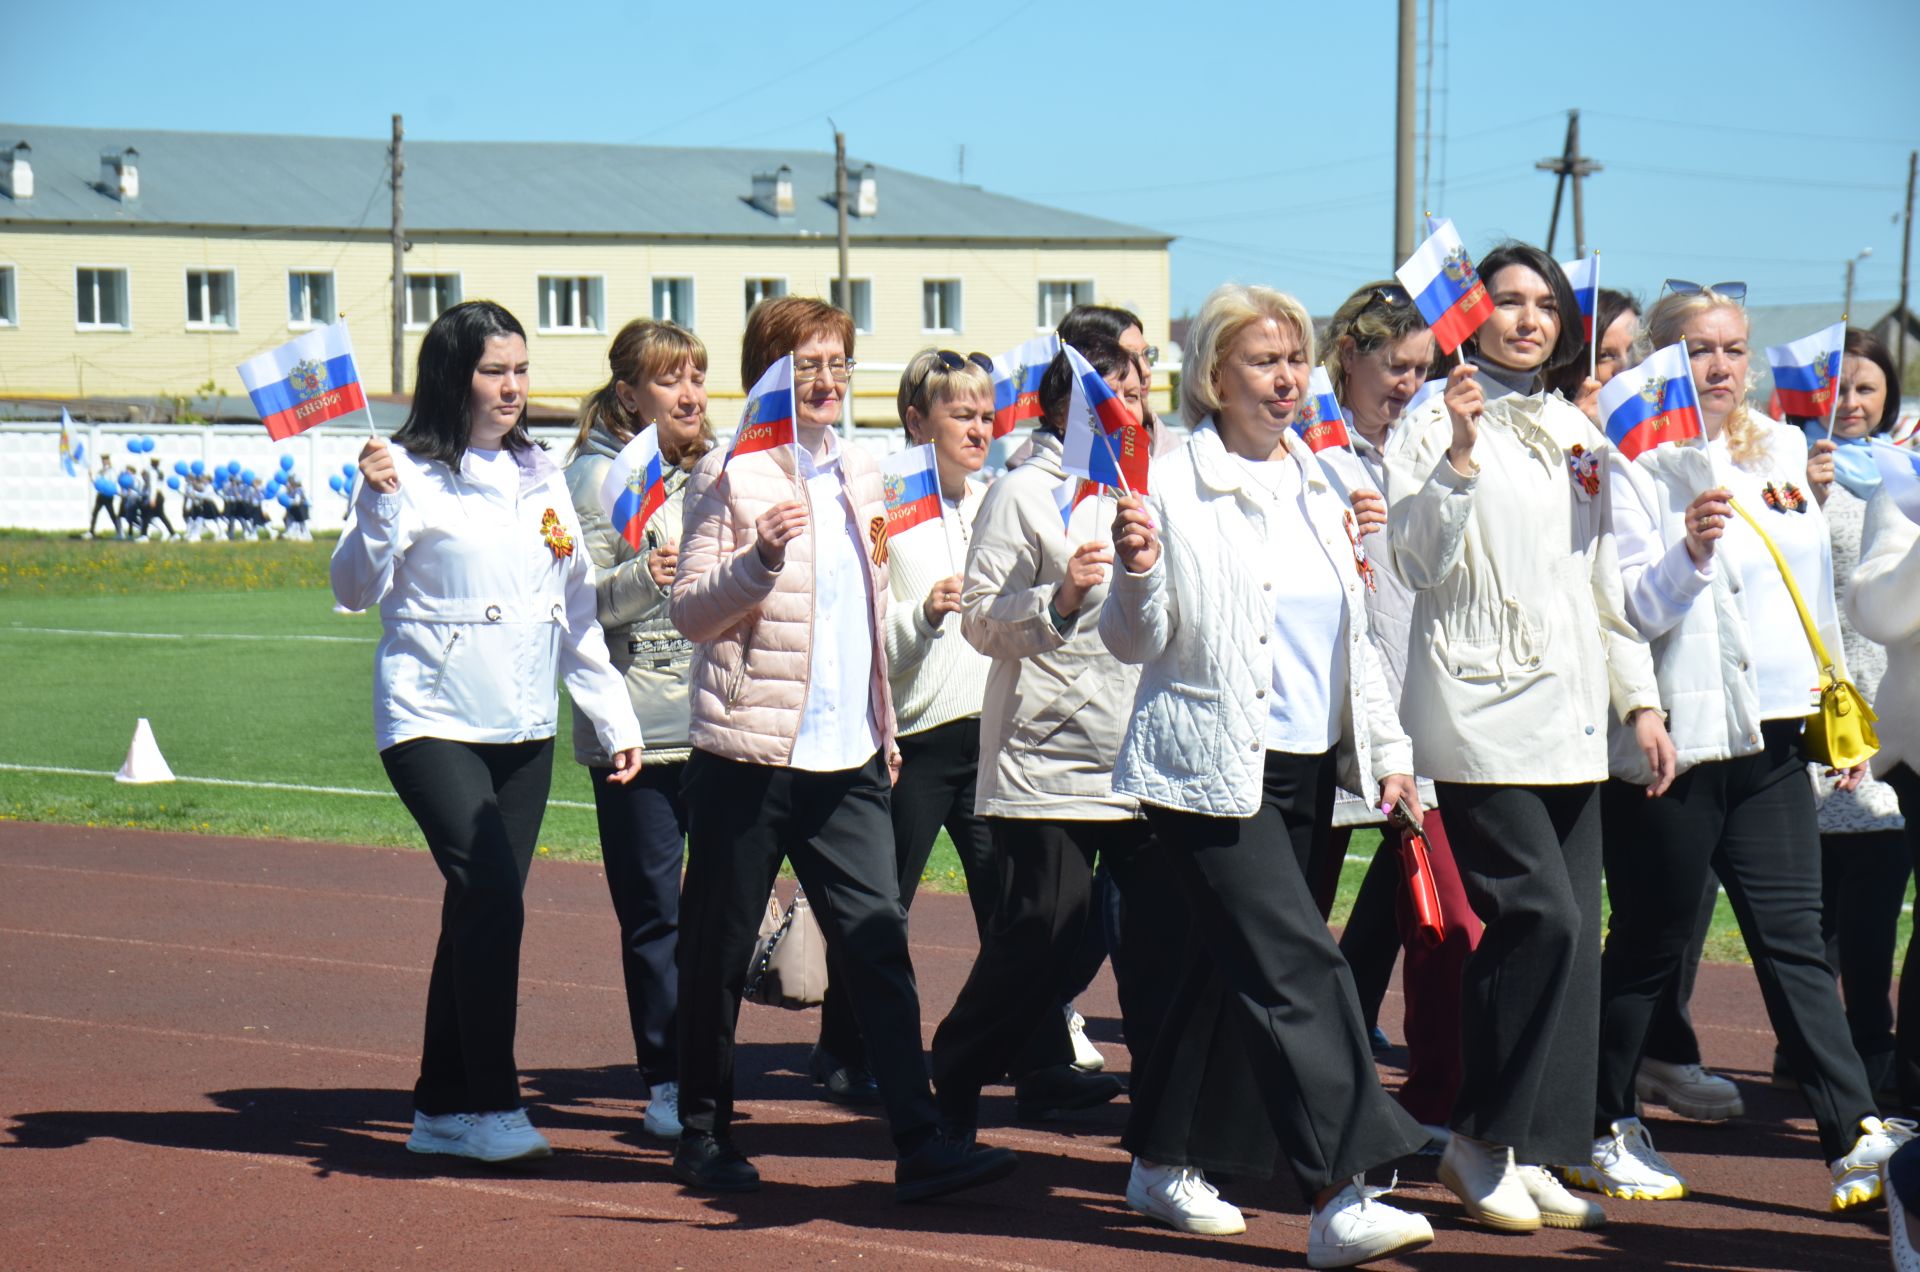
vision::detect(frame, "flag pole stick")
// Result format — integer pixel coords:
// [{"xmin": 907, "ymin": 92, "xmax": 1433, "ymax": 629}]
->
[
  {"xmin": 1825, "ymin": 316, "xmax": 1847, "ymax": 441},
  {"xmin": 1589, "ymin": 251, "xmax": 1601, "ymax": 384}
]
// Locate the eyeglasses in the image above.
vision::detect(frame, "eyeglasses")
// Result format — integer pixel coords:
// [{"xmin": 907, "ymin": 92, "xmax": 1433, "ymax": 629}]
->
[
  {"xmin": 1662, "ymin": 279, "xmax": 1747, "ymax": 304},
  {"xmin": 906, "ymin": 349, "xmax": 994, "ymax": 409},
  {"xmin": 1137, "ymin": 345, "xmax": 1160, "ymax": 367},
  {"xmin": 794, "ymin": 357, "xmax": 857, "ymax": 383}
]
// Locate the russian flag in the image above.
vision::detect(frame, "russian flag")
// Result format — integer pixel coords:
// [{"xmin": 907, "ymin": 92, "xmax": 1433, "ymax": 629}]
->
[
  {"xmin": 599, "ymin": 426, "xmax": 668, "ymax": 552},
  {"xmin": 881, "ymin": 443, "xmax": 944, "ymax": 539},
  {"xmin": 990, "ymin": 333, "xmax": 1061, "ymax": 438},
  {"xmin": 727, "ymin": 355, "xmax": 795, "ymax": 464},
  {"xmin": 1059, "ymin": 343, "xmax": 1150, "ymax": 494},
  {"xmin": 1869, "ymin": 438, "xmax": 1920, "ymax": 525},
  {"xmin": 1395, "ymin": 217, "xmax": 1491, "ymax": 355},
  {"xmin": 1765, "ymin": 322, "xmax": 1845, "ymax": 420},
  {"xmin": 1294, "ymin": 367, "xmax": 1353, "ymax": 453},
  {"xmin": 1051, "ymin": 474, "xmax": 1103, "ymax": 533},
  {"xmin": 1598, "ymin": 342, "xmax": 1704, "ymax": 461},
  {"xmin": 59, "ymin": 406, "xmax": 85, "ymax": 477},
  {"xmin": 1560, "ymin": 254, "xmax": 1600, "ymax": 341},
  {"xmin": 236, "ymin": 320, "xmax": 368, "ymax": 441}
]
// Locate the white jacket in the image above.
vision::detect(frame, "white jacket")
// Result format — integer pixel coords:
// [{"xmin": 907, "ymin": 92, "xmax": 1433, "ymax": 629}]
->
[
  {"xmin": 1100, "ymin": 424, "xmax": 1413, "ymax": 818},
  {"xmin": 330, "ymin": 442, "xmax": 643, "ymax": 757},
  {"xmin": 1848, "ymin": 488, "xmax": 1920, "ymax": 777},
  {"xmin": 1386, "ymin": 391, "xmax": 1660, "ymax": 785}
]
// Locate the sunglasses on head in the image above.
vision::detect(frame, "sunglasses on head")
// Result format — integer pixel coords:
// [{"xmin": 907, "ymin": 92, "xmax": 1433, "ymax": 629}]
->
[
  {"xmin": 907, "ymin": 349, "xmax": 995, "ymax": 408},
  {"xmin": 1662, "ymin": 279, "xmax": 1747, "ymax": 304},
  {"xmin": 1367, "ymin": 284, "xmax": 1413, "ymax": 310}
]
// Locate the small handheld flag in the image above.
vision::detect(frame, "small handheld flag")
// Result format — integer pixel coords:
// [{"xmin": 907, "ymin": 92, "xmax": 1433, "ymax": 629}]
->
[
  {"xmin": 59, "ymin": 407, "xmax": 85, "ymax": 477},
  {"xmin": 1395, "ymin": 217, "xmax": 1491, "ymax": 355},
  {"xmin": 1059, "ymin": 344, "xmax": 1150, "ymax": 494},
  {"xmin": 236, "ymin": 319, "xmax": 369, "ymax": 440},
  {"xmin": 1765, "ymin": 322, "xmax": 1845, "ymax": 421},
  {"xmin": 1294, "ymin": 367, "xmax": 1353, "ymax": 453},
  {"xmin": 990, "ymin": 334, "xmax": 1061, "ymax": 439},
  {"xmin": 1560, "ymin": 255, "xmax": 1600, "ymax": 342},
  {"xmin": 727, "ymin": 355, "xmax": 796, "ymax": 464},
  {"xmin": 1051, "ymin": 474, "xmax": 1103, "ymax": 533},
  {"xmin": 1598, "ymin": 342, "xmax": 1704, "ymax": 461},
  {"xmin": 1868, "ymin": 438, "xmax": 1920, "ymax": 525},
  {"xmin": 599, "ymin": 426, "xmax": 668, "ymax": 552},
  {"xmin": 880, "ymin": 443, "xmax": 944, "ymax": 540}
]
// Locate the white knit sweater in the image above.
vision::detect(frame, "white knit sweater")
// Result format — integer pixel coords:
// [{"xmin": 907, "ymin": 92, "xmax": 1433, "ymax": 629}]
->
[{"xmin": 884, "ymin": 478, "xmax": 991, "ymax": 737}]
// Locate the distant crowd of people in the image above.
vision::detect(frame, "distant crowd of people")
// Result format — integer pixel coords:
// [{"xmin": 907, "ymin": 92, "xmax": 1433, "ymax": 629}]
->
[{"xmin": 87, "ymin": 456, "xmax": 312, "ymax": 541}]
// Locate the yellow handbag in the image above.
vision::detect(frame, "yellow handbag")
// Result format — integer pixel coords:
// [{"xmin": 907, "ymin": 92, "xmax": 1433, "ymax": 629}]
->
[{"xmin": 1726, "ymin": 498, "xmax": 1879, "ymax": 769}]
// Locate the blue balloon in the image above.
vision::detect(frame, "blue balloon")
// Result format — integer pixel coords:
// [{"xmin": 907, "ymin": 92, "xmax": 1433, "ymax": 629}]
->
[
  {"xmin": 190, "ymin": 459, "xmax": 206, "ymax": 476},
  {"xmin": 241, "ymin": 469, "xmax": 256, "ymax": 484},
  {"xmin": 226, "ymin": 460, "xmax": 241, "ymax": 476},
  {"xmin": 167, "ymin": 476, "xmax": 182, "ymax": 490},
  {"xmin": 140, "ymin": 435, "xmax": 156, "ymax": 452},
  {"xmin": 277, "ymin": 493, "xmax": 293, "ymax": 507},
  {"xmin": 118, "ymin": 472, "xmax": 135, "ymax": 488},
  {"xmin": 341, "ymin": 462, "xmax": 355, "ymax": 477},
  {"xmin": 328, "ymin": 474, "xmax": 346, "ymax": 493},
  {"xmin": 279, "ymin": 454, "xmax": 295, "ymax": 471},
  {"xmin": 94, "ymin": 477, "xmax": 114, "ymax": 495},
  {"xmin": 125, "ymin": 437, "xmax": 141, "ymax": 454},
  {"xmin": 173, "ymin": 460, "xmax": 188, "ymax": 476}
]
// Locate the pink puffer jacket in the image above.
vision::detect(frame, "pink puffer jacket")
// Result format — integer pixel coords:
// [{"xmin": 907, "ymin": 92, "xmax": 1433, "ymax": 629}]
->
[{"xmin": 670, "ymin": 437, "xmax": 898, "ymax": 767}]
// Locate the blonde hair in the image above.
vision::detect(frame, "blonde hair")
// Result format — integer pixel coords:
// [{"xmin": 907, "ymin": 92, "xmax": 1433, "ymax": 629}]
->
[
  {"xmin": 1645, "ymin": 291, "xmax": 1767, "ymax": 468},
  {"xmin": 1323, "ymin": 280, "xmax": 1432, "ymax": 400},
  {"xmin": 896, "ymin": 348, "xmax": 994, "ymax": 436},
  {"xmin": 1180, "ymin": 284, "xmax": 1314, "ymax": 425},
  {"xmin": 572, "ymin": 318, "xmax": 713, "ymax": 469}
]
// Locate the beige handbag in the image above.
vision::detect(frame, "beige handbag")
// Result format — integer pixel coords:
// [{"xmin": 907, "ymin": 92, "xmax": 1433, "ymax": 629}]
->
[{"xmin": 744, "ymin": 886, "xmax": 829, "ymax": 1009}]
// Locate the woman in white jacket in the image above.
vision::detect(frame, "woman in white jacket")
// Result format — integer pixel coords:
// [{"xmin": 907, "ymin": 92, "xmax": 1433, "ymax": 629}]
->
[
  {"xmin": 1386, "ymin": 241, "xmax": 1673, "ymax": 1235},
  {"xmin": 331, "ymin": 301, "xmax": 644, "ymax": 1165},
  {"xmin": 1103, "ymin": 283, "xmax": 1435, "ymax": 1269},
  {"xmin": 1574, "ymin": 287, "xmax": 1909, "ymax": 1212}
]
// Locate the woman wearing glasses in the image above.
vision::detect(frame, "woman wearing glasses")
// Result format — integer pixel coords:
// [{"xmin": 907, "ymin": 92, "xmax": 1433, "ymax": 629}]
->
[
  {"xmin": 669, "ymin": 297, "xmax": 1017, "ymax": 1201},
  {"xmin": 1575, "ymin": 288, "xmax": 1910, "ymax": 1211},
  {"xmin": 1312, "ymin": 280, "xmax": 1480, "ymax": 1150},
  {"xmin": 1386, "ymin": 241, "xmax": 1674, "ymax": 1234}
]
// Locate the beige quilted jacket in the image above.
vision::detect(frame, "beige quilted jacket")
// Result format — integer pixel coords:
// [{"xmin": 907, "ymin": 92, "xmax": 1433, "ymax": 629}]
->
[{"xmin": 670, "ymin": 436, "xmax": 899, "ymax": 768}]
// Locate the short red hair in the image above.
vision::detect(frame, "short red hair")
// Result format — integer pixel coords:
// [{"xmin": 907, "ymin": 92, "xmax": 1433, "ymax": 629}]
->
[{"xmin": 740, "ymin": 297, "xmax": 855, "ymax": 389}]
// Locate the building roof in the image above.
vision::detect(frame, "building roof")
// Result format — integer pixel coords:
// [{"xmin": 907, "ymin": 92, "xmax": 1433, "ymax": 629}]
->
[{"xmin": 0, "ymin": 123, "xmax": 1169, "ymax": 244}]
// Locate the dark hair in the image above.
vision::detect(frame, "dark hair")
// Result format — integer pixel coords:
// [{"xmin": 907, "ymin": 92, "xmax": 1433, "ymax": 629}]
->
[
  {"xmin": 1466, "ymin": 240, "xmax": 1587, "ymax": 380},
  {"xmin": 1846, "ymin": 327, "xmax": 1901, "ymax": 435},
  {"xmin": 391, "ymin": 301, "xmax": 533, "ymax": 467},
  {"xmin": 1546, "ymin": 287, "xmax": 1643, "ymax": 397},
  {"xmin": 740, "ymin": 296, "xmax": 855, "ymax": 391},
  {"xmin": 1037, "ymin": 334, "xmax": 1133, "ymax": 437},
  {"xmin": 1057, "ymin": 303, "xmax": 1142, "ymax": 348}
]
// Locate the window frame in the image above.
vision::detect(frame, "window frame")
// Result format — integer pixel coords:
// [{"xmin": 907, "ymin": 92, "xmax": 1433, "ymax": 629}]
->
[
  {"xmin": 1036, "ymin": 278, "xmax": 1095, "ymax": 331},
  {"xmin": 74, "ymin": 265, "xmax": 132, "ymax": 331},
  {"xmin": 535, "ymin": 272, "xmax": 607, "ymax": 335},
  {"xmin": 742, "ymin": 275, "xmax": 789, "ymax": 318},
  {"xmin": 184, "ymin": 266, "xmax": 239, "ymax": 331},
  {"xmin": 403, "ymin": 271, "xmax": 464, "ymax": 330},
  {"xmin": 921, "ymin": 277, "xmax": 963, "ymax": 334},
  {"xmin": 0, "ymin": 263, "xmax": 16, "ymax": 327},
  {"xmin": 829, "ymin": 276, "xmax": 874, "ymax": 335},
  {"xmin": 650, "ymin": 275, "xmax": 696, "ymax": 327},
  {"xmin": 286, "ymin": 270, "xmax": 337, "ymax": 329}
]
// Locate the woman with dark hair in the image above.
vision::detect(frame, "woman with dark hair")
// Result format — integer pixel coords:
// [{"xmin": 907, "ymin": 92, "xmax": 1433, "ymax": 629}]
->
[
  {"xmin": 669, "ymin": 296, "xmax": 1017, "ymax": 1201},
  {"xmin": 332, "ymin": 299, "xmax": 644, "ymax": 1164},
  {"xmin": 561, "ymin": 317, "xmax": 715, "ymax": 1142},
  {"xmin": 1545, "ymin": 286, "xmax": 1642, "ymax": 403},
  {"xmin": 1386, "ymin": 240, "xmax": 1675, "ymax": 1234}
]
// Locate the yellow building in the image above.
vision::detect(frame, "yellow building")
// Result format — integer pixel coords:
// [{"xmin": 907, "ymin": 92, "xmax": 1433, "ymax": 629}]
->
[{"xmin": 0, "ymin": 125, "xmax": 1171, "ymax": 424}]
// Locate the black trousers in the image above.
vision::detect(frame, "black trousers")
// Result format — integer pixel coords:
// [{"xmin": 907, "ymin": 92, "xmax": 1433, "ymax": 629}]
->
[
  {"xmin": 1818, "ymin": 825, "xmax": 1911, "ymax": 1096},
  {"xmin": 677, "ymin": 748, "xmax": 937, "ymax": 1151},
  {"xmin": 1886, "ymin": 766, "xmax": 1920, "ymax": 1106},
  {"xmin": 1437, "ymin": 780, "xmax": 1602, "ymax": 1167},
  {"xmin": 1334, "ymin": 830, "xmax": 1400, "ymax": 1031},
  {"xmin": 1595, "ymin": 721, "xmax": 1875, "ymax": 1159},
  {"xmin": 1127, "ymin": 750, "xmax": 1426, "ymax": 1192},
  {"xmin": 930, "ymin": 815, "xmax": 1185, "ymax": 1126},
  {"xmin": 89, "ymin": 493, "xmax": 120, "ymax": 535},
  {"xmin": 381, "ymin": 735, "xmax": 554, "ymax": 1116},
  {"xmin": 818, "ymin": 717, "xmax": 1003, "ymax": 1070},
  {"xmin": 1640, "ymin": 872, "xmax": 1718, "ymax": 1066},
  {"xmin": 589, "ymin": 760, "xmax": 685, "ymax": 1090}
]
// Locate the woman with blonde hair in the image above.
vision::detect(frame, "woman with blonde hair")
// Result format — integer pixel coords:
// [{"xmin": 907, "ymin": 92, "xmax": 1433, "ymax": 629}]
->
[
  {"xmin": 1572, "ymin": 286, "xmax": 1909, "ymax": 1211},
  {"xmin": 562, "ymin": 317, "xmax": 714, "ymax": 1142}
]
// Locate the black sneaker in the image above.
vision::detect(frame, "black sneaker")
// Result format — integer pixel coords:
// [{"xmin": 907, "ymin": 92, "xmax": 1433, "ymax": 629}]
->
[
  {"xmin": 895, "ymin": 1132, "xmax": 1018, "ymax": 1203},
  {"xmin": 809, "ymin": 1046, "xmax": 881, "ymax": 1106},
  {"xmin": 673, "ymin": 1133, "xmax": 761, "ymax": 1193},
  {"xmin": 1012, "ymin": 1063, "xmax": 1123, "ymax": 1121}
]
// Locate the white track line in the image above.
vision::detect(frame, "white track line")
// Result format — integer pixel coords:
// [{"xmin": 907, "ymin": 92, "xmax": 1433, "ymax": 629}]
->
[
  {"xmin": 0, "ymin": 762, "xmax": 595, "ymax": 811},
  {"xmin": 2, "ymin": 624, "xmax": 372, "ymax": 644}
]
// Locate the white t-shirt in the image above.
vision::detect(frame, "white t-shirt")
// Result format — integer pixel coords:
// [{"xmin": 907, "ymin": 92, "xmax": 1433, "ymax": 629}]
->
[
  {"xmin": 789, "ymin": 437, "xmax": 882, "ymax": 772},
  {"xmin": 1235, "ymin": 454, "xmax": 1349, "ymax": 753}
]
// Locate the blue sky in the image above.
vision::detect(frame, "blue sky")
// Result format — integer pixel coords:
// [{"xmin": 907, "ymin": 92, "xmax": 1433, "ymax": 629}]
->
[{"xmin": 9, "ymin": 0, "xmax": 1918, "ymax": 319}]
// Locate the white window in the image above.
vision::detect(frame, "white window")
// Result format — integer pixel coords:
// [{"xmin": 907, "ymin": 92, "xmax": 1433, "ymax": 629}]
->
[
  {"xmin": 76, "ymin": 267, "xmax": 130, "ymax": 329},
  {"xmin": 537, "ymin": 275, "xmax": 604, "ymax": 334},
  {"xmin": 405, "ymin": 273, "xmax": 462, "ymax": 328},
  {"xmin": 744, "ymin": 277, "xmax": 787, "ymax": 316},
  {"xmin": 0, "ymin": 266, "xmax": 15, "ymax": 326},
  {"xmin": 830, "ymin": 278, "xmax": 873, "ymax": 334},
  {"xmin": 922, "ymin": 279, "xmax": 962, "ymax": 333},
  {"xmin": 1038, "ymin": 280, "xmax": 1094, "ymax": 330},
  {"xmin": 288, "ymin": 271, "xmax": 336, "ymax": 327},
  {"xmin": 652, "ymin": 277, "xmax": 694, "ymax": 326},
  {"xmin": 185, "ymin": 269, "xmax": 237, "ymax": 330}
]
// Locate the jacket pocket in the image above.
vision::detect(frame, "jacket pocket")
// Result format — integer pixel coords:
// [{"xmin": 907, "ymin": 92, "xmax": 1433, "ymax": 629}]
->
[
  {"xmin": 1134, "ymin": 681, "xmax": 1221, "ymax": 780},
  {"xmin": 1013, "ymin": 666, "xmax": 1105, "ymax": 749},
  {"xmin": 424, "ymin": 629, "xmax": 463, "ymax": 705},
  {"xmin": 723, "ymin": 618, "xmax": 758, "ymax": 711}
]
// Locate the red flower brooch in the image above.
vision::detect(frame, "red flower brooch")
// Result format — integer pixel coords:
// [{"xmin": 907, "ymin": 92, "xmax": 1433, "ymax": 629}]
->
[
  {"xmin": 1567, "ymin": 444, "xmax": 1601, "ymax": 499},
  {"xmin": 1344, "ymin": 510, "xmax": 1378, "ymax": 593},
  {"xmin": 540, "ymin": 507, "xmax": 575, "ymax": 559},
  {"xmin": 1761, "ymin": 482, "xmax": 1807, "ymax": 514}
]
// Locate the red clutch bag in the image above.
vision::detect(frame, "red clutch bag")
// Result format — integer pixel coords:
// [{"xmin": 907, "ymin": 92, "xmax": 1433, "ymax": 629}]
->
[{"xmin": 1388, "ymin": 798, "xmax": 1447, "ymax": 949}]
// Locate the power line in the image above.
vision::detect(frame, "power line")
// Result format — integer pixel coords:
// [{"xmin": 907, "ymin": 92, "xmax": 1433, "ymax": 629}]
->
[{"xmin": 1585, "ymin": 109, "xmax": 1919, "ymax": 148}]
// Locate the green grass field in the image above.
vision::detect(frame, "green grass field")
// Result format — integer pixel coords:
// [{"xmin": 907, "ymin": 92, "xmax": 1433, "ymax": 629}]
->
[{"xmin": 2, "ymin": 533, "xmax": 1904, "ymax": 964}]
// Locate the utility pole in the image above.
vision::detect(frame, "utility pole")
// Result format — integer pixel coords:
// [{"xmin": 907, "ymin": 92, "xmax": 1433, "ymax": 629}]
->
[
  {"xmin": 1845, "ymin": 248, "xmax": 1873, "ymax": 317},
  {"xmin": 389, "ymin": 114, "xmax": 405, "ymax": 397},
  {"xmin": 1394, "ymin": 0, "xmax": 1416, "ymax": 263},
  {"xmin": 833, "ymin": 126, "xmax": 852, "ymax": 439},
  {"xmin": 1537, "ymin": 109, "xmax": 1601, "ymax": 257},
  {"xmin": 1900, "ymin": 150, "xmax": 1916, "ymax": 375}
]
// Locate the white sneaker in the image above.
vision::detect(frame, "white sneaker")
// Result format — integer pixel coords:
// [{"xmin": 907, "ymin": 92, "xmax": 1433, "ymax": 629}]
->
[
  {"xmin": 1066, "ymin": 1005, "xmax": 1105, "ymax": 1072},
  {"xmin": 1125, "ymin": 1157, "xmax": 1245, "ymax": 1235},
  {"xmin": 1565, "ymin": 1117, "xmax": 1687, "ymax": 1201},
  {"xmin": 1307, "ymin": 1174, "xmax": 1434, "ymax": 1269},
  {"xmin": 1635, "ymin": 1058, "xmax": 1744, "ymax": 1121},
  {"xmin": 1516, "ymin": 1164, "xmax": 1606, "ymax": 1229},
  {"xmin": 643, "ymin": 1081, "xmax": 682, "ymax": 1140},
  {"xmin": 1438, "ymin": 1133, "xmax": 1540, "ymax": 1232},
  {"xmin": 1831, "ymin": 1116, "xmax": 1919, "ymax": 1211},
  {"xmin": 406, "ymin": 1108, "xmax": 552, "ymax": 1163}
]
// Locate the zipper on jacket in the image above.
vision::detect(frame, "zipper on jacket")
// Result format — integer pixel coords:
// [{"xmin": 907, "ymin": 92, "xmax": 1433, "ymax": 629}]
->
[
  {"xmin": 724, "ymin": 620, "xmax": 755, "ymax": 710},
  {"xmin": 426, "ymin": 630, "xmax": 461, "ymax": 702}
]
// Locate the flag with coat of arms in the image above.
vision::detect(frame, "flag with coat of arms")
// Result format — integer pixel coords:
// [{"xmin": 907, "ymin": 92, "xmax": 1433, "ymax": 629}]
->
[{"xmin": 235, "ymin": 320, "xmax": 369, "ymax": 440}]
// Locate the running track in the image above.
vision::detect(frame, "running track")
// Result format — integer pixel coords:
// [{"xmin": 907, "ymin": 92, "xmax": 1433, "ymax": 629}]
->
[{"xmin": 0, "ymin": 821, "xmax": 1890, "ymax": 1269}]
